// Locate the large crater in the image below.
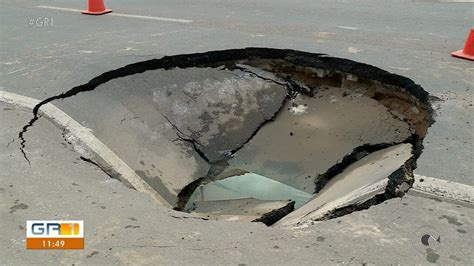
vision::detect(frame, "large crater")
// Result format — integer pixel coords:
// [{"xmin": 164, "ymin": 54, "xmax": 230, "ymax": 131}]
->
[{"xmin": 19, "ymin": 48, "xmax": 433, "ymax": 226}]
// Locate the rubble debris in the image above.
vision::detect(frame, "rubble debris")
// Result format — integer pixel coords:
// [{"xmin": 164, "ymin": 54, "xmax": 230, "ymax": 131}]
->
[{"xmin": 252, "ymin": 201, "xmax": 295, "ymax": 226}]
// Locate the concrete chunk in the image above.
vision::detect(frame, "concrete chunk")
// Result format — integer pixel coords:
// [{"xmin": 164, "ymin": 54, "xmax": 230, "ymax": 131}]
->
[{"xmin": 275, "ymin": 143, "xmax": 413, "ymax": 227}]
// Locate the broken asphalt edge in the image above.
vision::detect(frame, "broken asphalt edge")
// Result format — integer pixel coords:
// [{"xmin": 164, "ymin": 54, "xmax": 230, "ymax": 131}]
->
[
  {"xmin": 6, "ymin": 48, "xmax": 438, "ymax": 224},
  {"xmin": 0, "ymin": 90, "xmax": 172, "ymax": 208},
  {"xmin": 16, "ymin": 48, "xmax": 435, "ymax": 164}
]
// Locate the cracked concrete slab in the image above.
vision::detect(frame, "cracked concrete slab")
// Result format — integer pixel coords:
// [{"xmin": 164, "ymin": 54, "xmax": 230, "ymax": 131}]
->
[
  {"xmin": 150, "ymin": 67, "xmax": 288, "ymax": 163},
  {"xmin": 276, "ymin": 143, "xmax": 414, "ymax": 227},
  {"xmin": 46, "ymin": 66, "xmax": 287, "ymax": 206}
]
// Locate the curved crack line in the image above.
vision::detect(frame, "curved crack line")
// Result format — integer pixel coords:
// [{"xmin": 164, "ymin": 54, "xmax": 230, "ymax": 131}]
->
[
  {"xmin": 158, "ymin": 110, "xmax": 211, "ymax": 164},
  {"xmin": 6, "ymin": 138, "xmax": 15, "ymax": 148},
  {"xmin": 219, "ymin": 64, "xmax": 315, "ymax": 159},
  {"xmin": 159, "ymin": 111, "xmax": 204, "ymax": 147},
  {"xmin": 161, "ymin": 64, "xmax": 299, "ymax": 165}
]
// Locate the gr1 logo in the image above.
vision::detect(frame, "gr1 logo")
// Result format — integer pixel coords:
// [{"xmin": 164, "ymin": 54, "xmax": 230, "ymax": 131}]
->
[
  {"xmin": 26, "ymin": 220, "xmax": 84, "ymax": 250},
  {"xmin": 31, "ymin": 222, "xmax": 80, "ymax": 236}
]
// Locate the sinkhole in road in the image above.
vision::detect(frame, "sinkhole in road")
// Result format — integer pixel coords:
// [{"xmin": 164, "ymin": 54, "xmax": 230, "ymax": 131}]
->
[{"xmin": 22, "ymin": 48, "xmax": 433, "ymax": 227}]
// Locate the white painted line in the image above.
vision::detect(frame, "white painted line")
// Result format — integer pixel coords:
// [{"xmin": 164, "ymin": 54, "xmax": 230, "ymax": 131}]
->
[
  {"xmin": 7, "ymin": 67, "xmax": 29, "ymax": 75},
  {"xmin": 110, "ymin": 12, "xmax": 192, "ymax": 23},
  {"xmin": 0, "ymin": 90, "xmax": 172, "ymax": 208},
  {"xmin": 412, "ymin": 174, "xmax": 474, "ymax": 204},
  {"xmin": 337, "ymin": 25, "xmax": 358, "ymax": 30},
  {"xmin": 36, "ymin": 5, "xmax": 79, "ymax": 13},
  {"xmin": 149, "ymin": 29, "xmax": 188, "ymax": 37},
  {"xmin": 36, "ymin": 5, "xmax": 193, "ymax": 24}
]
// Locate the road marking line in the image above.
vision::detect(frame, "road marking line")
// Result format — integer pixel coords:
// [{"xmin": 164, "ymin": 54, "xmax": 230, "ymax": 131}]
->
[
  {"xmin": 412, "ymin": 174, "xmax": 474, "ymax": 204},
  {"xmin": 337, "ymin": 25, "xmax": 358, "ymax": 30},
  {"xmin": 7, "ymin": 67, "xmax": 29, "ymax": 75},
  {"xmin": 111, "ymin": 12, "xmax": 192, "ymax": 23},
  {"xmin": 149, "ymin": 29, "xmax": 188, "ymax": 37},
  {"xmin": 36, "ymin": 5, "xmax": 78, "ymax": 12},
  {"xmin": 36, "ymin": 5, "xmax": 193, "ymax": 24}
]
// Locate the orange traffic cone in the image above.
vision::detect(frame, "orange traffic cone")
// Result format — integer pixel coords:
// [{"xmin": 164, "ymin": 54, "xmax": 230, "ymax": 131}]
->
[
  {"xmin": 451, "ymin": 28, "xmax": 474, "ymax": 61},
  {"xmin": 82, "ymin": 0, "xmax": 112, "ymax": 15}
]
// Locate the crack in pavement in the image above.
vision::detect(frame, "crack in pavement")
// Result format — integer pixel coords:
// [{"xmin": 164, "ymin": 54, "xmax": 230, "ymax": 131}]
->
[
  {"xmin": 159, "ymin": 110, "xmax": 211, "ymax": 163},
  {"xmin": 79, "ymin": 156, "xmax": 116, "ymax": 180},
  {"xmin": 6, "ymin": 138, "xmax": 15, "ymax": 148},
  {"xmin": 218, "ymin": 64, "xmax": 316, "ymax": 159}
]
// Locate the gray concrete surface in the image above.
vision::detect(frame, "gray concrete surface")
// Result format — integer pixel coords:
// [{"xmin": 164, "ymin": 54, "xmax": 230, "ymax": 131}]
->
[
  {"xmin": 1, "ymin": 106, "xmax": 473, "ymax": 264},
  {"xmin": 0, "ymin": 0, "xmax": 473, "ymax": 264}
]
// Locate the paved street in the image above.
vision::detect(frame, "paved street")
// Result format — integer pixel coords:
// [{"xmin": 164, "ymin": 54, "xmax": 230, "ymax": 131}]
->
[
  {"xmin": 1, "ymin": 106, "xmax": 473, "ymax": 264},
  {"xmin": 1, "ymin": 0, "xmax": 472, "ymax": 184},
  {"xmin": 0, "ymin": 0, "xmax": 473, "ymax": 264}
]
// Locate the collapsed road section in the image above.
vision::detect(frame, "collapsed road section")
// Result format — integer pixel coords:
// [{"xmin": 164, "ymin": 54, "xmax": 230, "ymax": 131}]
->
[{"xmin": 17, "ymin": 48, "xmax": 433, "ymax": 226}]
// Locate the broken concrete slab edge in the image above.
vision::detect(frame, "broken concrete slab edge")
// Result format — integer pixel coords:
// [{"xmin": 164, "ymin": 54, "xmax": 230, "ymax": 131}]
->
[
  {"xmin": 314, "ymin": 129, "xmax": 426, "ymax": 191},
  {"xmin": 278, "ymin": 141, "xmax": 421, "ymax": 227},
  {"xmin": 310, "ymin": 152, "xmax": 417, "ymax": 223},
  {"xmin": 0, "ymin": 90, "xmax": 172, "ymax": 208},
  {"xmin": 314, "ymin": 141, "xmax": 406, "ymax": 194}
]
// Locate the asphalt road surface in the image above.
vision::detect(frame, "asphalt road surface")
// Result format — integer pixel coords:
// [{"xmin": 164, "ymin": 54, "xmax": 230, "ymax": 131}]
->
[
  {"xmin": 1, "ymin": 0, "xmax": 472, "ymax": 185},
  {"xmin": 0, "ymin": 0, "xmax": 473, "ymax": 264}
]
